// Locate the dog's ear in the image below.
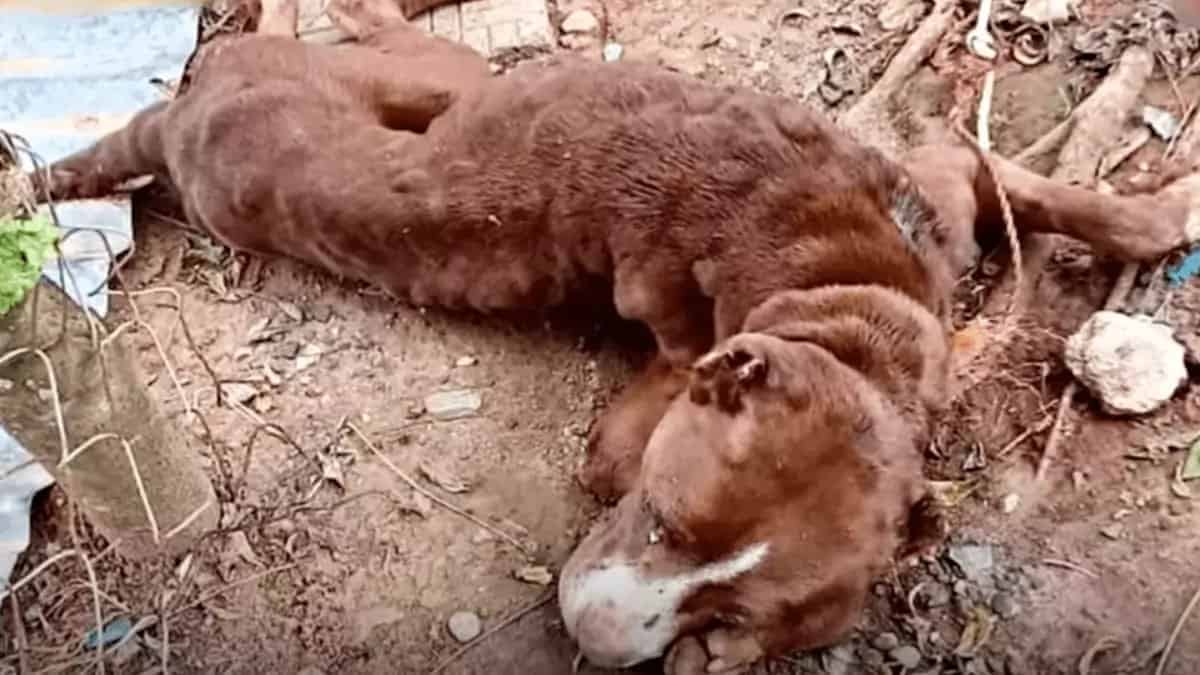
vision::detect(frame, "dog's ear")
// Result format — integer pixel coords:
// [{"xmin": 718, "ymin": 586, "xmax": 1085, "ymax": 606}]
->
[
  {"xmin": 895, "ymin": 490, "xmax": 948, "ymax": 562},
  {"xmin": 688, "ymin": 340, "xmax": 769, "ymax": 413}
]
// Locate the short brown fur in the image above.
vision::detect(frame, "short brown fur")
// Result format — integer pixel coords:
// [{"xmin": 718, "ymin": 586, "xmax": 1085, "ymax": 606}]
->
[{"xmin": 34, "ymin": 1, "xmax": 1200, "ymax": 671}]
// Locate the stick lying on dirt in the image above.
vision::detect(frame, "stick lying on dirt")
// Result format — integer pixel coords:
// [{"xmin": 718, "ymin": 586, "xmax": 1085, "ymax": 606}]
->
[
  {"xmin": 1035, "ymin": 262, "xmax": 1138, "ymax": 480},
  {"xmin": 838, "ymin": 0, "xmax": 957, "ymax": 156}
]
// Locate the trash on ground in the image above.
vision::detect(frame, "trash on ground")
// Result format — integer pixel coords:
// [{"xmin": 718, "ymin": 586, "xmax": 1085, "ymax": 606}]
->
[
  {"xmin": 424, "ymin": 389, "xmax": 483, "ymax": 420},
  {"xmin": 0, "ymin": 427, "xmax": 55, "ymax": 591},
  {"xmin": 1168, "ymin": 245, "xmax": 1200, "ymax": 287},
  {"xmin": 82, "ymin": 616, "xmax": 134, "ymax": 650},
  {"xmin": 1142, "ymin": 105, "xmax": 1181, "ymax": 141}
]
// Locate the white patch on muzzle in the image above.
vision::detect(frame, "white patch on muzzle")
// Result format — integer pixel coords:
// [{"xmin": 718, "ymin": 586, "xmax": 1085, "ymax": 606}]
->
[{"xmin": 559, "ymin": 542, "xmax": 769, "ymax": 668}]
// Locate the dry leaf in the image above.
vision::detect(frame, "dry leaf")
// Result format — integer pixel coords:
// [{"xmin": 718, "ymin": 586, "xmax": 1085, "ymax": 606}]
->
[
  {"xmin": 954, "ymin": 606, "xmax": 996, "ymax": 657},
  {"xmin": 1182, "ymin": 438, "xmax": 1200, "ymax": 481},
  {"xmin": 278, "ymin": 300, "xmax": 304, "ymax": 323},
  {"xmin": 226, "ymin": 531, "xmax": 263, "ymax": 568},
  {"xmin": 515, "ymin": 565, "xmax": 554, "ymax": 586},
  {"xmin": 320, "ymin": 454, "xmax": 345, "ymax": 489}
]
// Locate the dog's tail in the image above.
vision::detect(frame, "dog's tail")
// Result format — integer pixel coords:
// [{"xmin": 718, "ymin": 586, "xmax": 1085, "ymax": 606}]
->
[{"xmin": 28, "ymin": 100, "xmax": 170, "ymax": 203}]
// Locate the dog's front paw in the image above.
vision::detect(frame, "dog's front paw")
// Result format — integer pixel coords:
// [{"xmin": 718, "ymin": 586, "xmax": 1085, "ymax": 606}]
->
[{"xmin": 665, "ymin": 629, "xmax": 765, "ymax": 675}]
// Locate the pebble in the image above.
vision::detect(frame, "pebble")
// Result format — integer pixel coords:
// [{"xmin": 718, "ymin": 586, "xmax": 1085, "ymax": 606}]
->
[
  {"xmin": 947, "ymin": 543, "xmax": 995, "ymax": 582},
  {"xmin": 924, "ymin": 583, "xmax": 951, "ymax": 608},
  {"xmin": 561, "ymin": 9, "xmax": 599, "ymax": 34},
  {"xmin": 992, "ymin": 593, "xmax": 1020, "ymax": 619},
  {"xmin": 448, "ymin": 611, "xmax": 482, "ymax": 643},
  {"xmin": 602, "ymin": 42, "xmax": 624, "ymax": 62},
  {"xmin": 455, "ymin": 355, "xmax": 478, "ymax": 367},
  {"xmin": 0, "ymin": 378, "xmax": 12, "ymax": 393},
  {"xmin": 860, "ymin": 647, "xmax": 885, "ymax": 667},
  {"xmin": 891, "ymin": 645, "xmax": 922, "ymax": 669},
  {"xmin": 872, "ymin": 632, "xmax": 900, "ymax": 651},
  {"xmin": 424, "ymin": 389, "xmax": 482, "ymax": 420}
]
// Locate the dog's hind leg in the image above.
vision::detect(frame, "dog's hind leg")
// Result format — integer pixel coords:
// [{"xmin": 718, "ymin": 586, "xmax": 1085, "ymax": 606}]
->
[
  {"xmin": 325, "ymin": 0, "xmax": 491, "ymax": 132},
  {"xmin": 30, "ymin": 102, "xmax": 170, "ymax": 203},
  {"xmin": 904, "ymin": 143, "xmax": 1200, "ymax": 273}
]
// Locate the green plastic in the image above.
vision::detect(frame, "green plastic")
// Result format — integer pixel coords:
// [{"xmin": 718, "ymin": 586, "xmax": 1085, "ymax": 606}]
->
[{"xmin": 0, "ymin": 214, "xmax": 58, "ymax": 316}]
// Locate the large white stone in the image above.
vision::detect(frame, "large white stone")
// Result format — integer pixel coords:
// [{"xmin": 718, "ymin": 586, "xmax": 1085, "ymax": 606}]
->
[{"xmin": 1063, "ymin": 311, "xmax": 1187, "ymax": 416}]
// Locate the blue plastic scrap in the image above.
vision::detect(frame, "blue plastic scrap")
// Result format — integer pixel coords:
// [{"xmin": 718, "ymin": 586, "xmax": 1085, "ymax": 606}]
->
[
  {"xmin": 1167, "ymin": 244, "xmax": 1200, "ymax": 288},
  {"xmin": 83, "ymin": 616, "xmax": 134, "ymax": 650}
]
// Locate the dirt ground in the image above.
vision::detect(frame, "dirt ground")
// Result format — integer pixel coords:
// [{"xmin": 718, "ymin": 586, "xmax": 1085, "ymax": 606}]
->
[{"xmin": 5, "ymin": 1, "xmax": 1200, "ymax": 674}]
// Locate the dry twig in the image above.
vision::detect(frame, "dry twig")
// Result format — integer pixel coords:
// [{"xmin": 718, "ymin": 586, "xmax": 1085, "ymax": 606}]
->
[
  {"xmin": 1155, "ymin": 585, "xmax": 1200, "ymax": 675},
  {"xmin": 344, "ymin": 423, "xmax": 532, "ymax": 555},
  {"xmin": 1035, "ymin": 263, "xmax": 1138, "ymax": 480}
]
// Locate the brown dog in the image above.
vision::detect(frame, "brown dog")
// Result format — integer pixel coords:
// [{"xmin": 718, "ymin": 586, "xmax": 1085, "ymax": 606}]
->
[{"xmin": 32, "ymin": 1, "xmax": 1200, "ymax": 672}]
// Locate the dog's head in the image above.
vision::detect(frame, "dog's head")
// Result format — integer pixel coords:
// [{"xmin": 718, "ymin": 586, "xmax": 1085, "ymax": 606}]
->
[{"xmin": 559, "ymin": 324, "xmax": 936, "ymax": 668}]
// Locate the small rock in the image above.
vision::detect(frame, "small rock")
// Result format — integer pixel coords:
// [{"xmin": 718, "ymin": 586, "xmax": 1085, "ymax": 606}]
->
[
  {"xmin": 823, "ymin": 644, "xmax": 856, "ymax": 675},
  {"xmin": 873, "ymin": 632, "xmax": 900, "ymax": 651},
  {"xmin": 1001, "ymin": 493, "xmax": 1021, "ymax": 514},
  {"xmin": 561, "ymin": 9, "xmax": 599, "ymax": 34},
  {"xmin": 991, "ymin": 593, "xmax": 1020, "ymax": 619},
  {"xmin": 448, "ymin": 611, "xmax": 482, "ymax": 642},
  {"xmin": 924, "ymin": 583, "xmax": 951, "ymax": 608},
  {"xmin": 860, "ymin": 647, "xmax": 886, "ymax": 667},
  {"xmin": 0, "ymin": 378, "xmax": 12, "ymax": 393},
  {"xmin": 253, "ymin": 395, "xmax": 274, "ymax": 414},
  {"xmin": 1100, "ymin": 524, "xmax": 1123, "ymax": 540},
  {"xmin": 891, "ymin": 645, "xmax": 922, "ymax": 669},
  {"xmin": 1063, "ymin": 311, "xmax": 1186, "ymax": 416},
  {"xmin": 455, "ymin": 355, "xmax": 478, "ymax": 368},
  {"xmin": 424, "ymin": 389, "xmax": 483, "ymax": 420},
  {"xmin": 294, "ymin": 343, "xmax": 324, "ymax": 372},
  {"xmin": 947, "ymin": 543, "xmax": 995, "ymax": 582},
  {"xmin": 219, "ymin": 382, "xmax": 258, "ymax": 404},
  {"xmin": 602, "ymin": 42, "xmax": 623, "ymax": 62}
]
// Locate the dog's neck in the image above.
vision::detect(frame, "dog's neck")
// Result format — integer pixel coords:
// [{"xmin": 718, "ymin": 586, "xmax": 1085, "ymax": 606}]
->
[{"xmin": 739, "ymin": 284, "xmax": 951, "ymax": 439}]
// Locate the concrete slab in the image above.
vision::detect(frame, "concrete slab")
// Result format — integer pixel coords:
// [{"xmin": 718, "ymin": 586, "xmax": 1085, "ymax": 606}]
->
[{"xmin": 296, "ymin": 0, "xmax": 552, "ymax": 56}]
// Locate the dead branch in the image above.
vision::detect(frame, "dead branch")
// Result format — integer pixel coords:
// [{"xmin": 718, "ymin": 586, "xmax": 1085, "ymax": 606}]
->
[{"xmin": 839, "ymin": 0, "xmax": 958, "ymax": 158}]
